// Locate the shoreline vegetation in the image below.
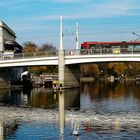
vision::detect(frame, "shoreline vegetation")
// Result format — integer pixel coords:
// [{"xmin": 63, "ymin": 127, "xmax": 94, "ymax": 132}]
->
[
  {"xmin": 0, "ymin": 75, "xmax": 139, "ymax": 89},
  {"xmin": 80, "ymin": 76, "xmax": 138, "ymax": 82}
]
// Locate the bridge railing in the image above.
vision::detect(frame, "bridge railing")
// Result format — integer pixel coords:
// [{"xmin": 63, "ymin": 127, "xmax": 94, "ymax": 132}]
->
[
  {"xmin": 0, "ymin": 47, "xmax": 140, "ymax": 60},
  {"xmin": 65, "ymin": 47, "xmax": 140, "ymax": 56},
  {"xmin": 0, "ymin": 51, "xmax": 58, "ymax": 60}
]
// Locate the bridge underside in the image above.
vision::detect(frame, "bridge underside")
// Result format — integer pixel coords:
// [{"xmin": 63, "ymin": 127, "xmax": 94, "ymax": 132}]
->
[{"xmin": 0, "ymin": 68, "xmax": 23, "ymax": 88}]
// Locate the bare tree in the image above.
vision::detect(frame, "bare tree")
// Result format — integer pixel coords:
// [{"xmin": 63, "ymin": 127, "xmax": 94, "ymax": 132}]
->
[
  {"xmin": 41, "ymin": 43, "xmax": 57, "ymax": 51},
  {"xmin": 23, "ymin": 41, "xmax": 38, "ymax": 52}
]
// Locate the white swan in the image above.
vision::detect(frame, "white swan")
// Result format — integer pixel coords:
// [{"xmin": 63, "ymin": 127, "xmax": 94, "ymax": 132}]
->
[{"xmin": 73, "ymin": 122, "xmax": 79, "ymax": 136}]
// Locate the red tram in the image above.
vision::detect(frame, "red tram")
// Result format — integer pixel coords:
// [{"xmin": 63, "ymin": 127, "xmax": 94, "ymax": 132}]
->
[{"xmin": 81, "ymin": 41, "xmax": 140, "ymax": 54}]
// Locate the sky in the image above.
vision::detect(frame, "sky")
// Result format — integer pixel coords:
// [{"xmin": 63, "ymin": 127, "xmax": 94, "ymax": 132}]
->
[{"xmin": 1, "ymin": 0, "xmax": 140, "ymax": 49}]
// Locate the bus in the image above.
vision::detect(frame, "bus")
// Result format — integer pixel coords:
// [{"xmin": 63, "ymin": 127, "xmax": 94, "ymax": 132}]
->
[{"xmin": 81, "ymin": 41, "xmax": 140, "ymax": 54}]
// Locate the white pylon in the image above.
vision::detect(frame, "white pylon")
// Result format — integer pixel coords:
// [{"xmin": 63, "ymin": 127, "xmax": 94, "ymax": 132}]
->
[
  {"xmin": 60, "ymin": 16, "xmax": 63, "ymax": 50},
  {"xmin": 76, "ymin": 22, "xmax": 79, "ymax": 50}
]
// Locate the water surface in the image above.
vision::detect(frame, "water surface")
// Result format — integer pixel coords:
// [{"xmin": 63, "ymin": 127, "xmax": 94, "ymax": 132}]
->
[{"xmin": 0, "ymin": 81, "xmax": 139, "ymax": 139}]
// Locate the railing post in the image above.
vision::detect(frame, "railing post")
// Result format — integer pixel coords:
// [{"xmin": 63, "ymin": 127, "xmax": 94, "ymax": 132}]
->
[
  {"xmin": 45, "ymin": 51, "xmax": 48, "ymax": 56},
  {"xmin": 33, "ymin": 52, "xmax": 36, "ymax": 58},
  {"xmin": 100, "ymin": 48, "xmax": 102, "ymax": 54}
]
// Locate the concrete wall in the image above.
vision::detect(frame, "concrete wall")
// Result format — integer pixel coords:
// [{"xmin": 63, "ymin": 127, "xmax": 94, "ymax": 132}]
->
[
  {"xmin": 64, "ymin": 65, "xmax": 80, "ymax": 88},
  {"xmin": 0, "ymin": 21, "xmax": 16, "ymax": 52}
]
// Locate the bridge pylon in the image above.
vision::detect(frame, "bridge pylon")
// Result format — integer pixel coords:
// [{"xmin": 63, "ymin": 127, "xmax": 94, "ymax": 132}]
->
[{"xmin": 58, "ymin": 16, "xmax": 80, "ymax": 89}]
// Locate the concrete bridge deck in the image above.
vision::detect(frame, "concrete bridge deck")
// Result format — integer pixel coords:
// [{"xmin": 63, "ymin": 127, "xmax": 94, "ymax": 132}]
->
[{"xmin": 0, "ymin": 48, "xmax": 140, "ymax": 67}]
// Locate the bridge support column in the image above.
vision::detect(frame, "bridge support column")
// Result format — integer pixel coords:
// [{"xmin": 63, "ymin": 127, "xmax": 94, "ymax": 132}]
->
[
  {"xmin": 58, "ymin": 50, "xmax": 65, "ymax": 88},
  {"xmin": 58, "ymin": 50, "xmax": 80, "ymax": 89}
]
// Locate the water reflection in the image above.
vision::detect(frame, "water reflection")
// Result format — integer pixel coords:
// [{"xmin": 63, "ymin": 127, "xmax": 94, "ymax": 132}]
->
[
  {"xmin": 29, "ymin": 88, "xmax": 58, "ymax": 108},
  {"xmin": 0, "ymin": 120, "xmax": 3, "ymax": 140},
  {"xmin": 59, "ymin": 91, "xmax": 65, "ymax": 135},
  {"xmin": 0, "ymin": 88, "xmax": 81, "ymax": 111},
  {"xmin": 0, "ymin": 82, "xmax": 140, "ymax": 139},
  {"xmin": 58, "ymin": 89, "xmax": 81, "ymax": 137},
  {"xmin": 0, "ymin": 81, "xmax": 140, "ymax": 113},
  {"xmin": 82, "ymin": 81, "xmax": 140, "ymax": 101},
  {"xmin": 81, "ymin": 81, "xmax": 140, "ymax": 113}
]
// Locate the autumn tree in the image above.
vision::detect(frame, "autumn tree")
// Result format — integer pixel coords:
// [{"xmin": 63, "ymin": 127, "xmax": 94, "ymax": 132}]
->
[
  {"xmin": 126, "ymin": 62, "xmax": 140, "ymax": 76},
  {"xmin": 80, "ymin": 64, "xmax": 100, "ymax": 78},
  {"xmin": 108, "ymin": 63, "xmax": 128, "ymax": 76},
  {"xmin": 22, "ymin": 41, "xmax": 58, "ymax": 75},
  {"xmin": 23, "ymin": 41, "xmax": 38, "ymax": 53}
]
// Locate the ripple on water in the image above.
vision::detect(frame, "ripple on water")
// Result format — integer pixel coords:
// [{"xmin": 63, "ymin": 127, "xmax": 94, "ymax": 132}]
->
[{"xmin": 0, "ymin": 106, "xmax": 140, "ymax": 140}]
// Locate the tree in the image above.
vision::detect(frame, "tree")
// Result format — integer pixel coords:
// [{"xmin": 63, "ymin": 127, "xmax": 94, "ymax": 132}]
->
[
  {"xmin": 108, "ymin": 63, "xmax": 128, "ymax": 76},
  {"xmin": 41, "ymin": 43, "xmax": 57, "ymax": 51},
  {"xmin": 22, "ymin": 41, "xmax": 58, "ymax": 75},
  {"xmin": 23, "ymin": 41, "xmax": 38, "ymax": 52},
  {"xmin": 80, "ymin": 64, "xmax": 100, "ymax": 77}
]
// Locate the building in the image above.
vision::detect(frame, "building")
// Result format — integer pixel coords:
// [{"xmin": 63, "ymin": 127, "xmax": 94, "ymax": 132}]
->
[
  {"xmin": 0, "ymin": 21, "xmax": 16, "ymax": 52},
  {"xmin": 0, "ymin": 21, "xmax": 23, "ymax": 87}
]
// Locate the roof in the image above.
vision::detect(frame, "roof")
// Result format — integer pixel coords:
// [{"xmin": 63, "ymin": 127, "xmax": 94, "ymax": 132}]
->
[
  {"xmin": 4, "ymin": 40, "xmax": 22, "ymax": 49},
  {"xmin": 0, "ymin": 21, "xmax": 16, "ymax": 38}
]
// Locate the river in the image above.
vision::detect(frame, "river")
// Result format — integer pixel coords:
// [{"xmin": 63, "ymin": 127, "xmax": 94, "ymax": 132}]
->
[{"xmin": 0, "ymin": 81, "xmax": 140, "ymax": 139}]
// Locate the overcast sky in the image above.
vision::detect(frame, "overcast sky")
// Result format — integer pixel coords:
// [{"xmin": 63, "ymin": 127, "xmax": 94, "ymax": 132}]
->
[{"xmin": 1, "ymin": 0, "xmax": 140, "ymax": 49}]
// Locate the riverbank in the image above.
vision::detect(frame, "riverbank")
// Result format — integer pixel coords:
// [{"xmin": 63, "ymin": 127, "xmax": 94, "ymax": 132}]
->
[{"xmin": 81, "ymin": 76, "xmax": 139, "ymax": 82}]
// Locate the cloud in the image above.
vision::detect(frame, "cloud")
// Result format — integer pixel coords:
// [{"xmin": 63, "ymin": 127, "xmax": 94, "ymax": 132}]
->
[
  {"xmin": 0, "ymin": 0, "xmax": 46, "ymax": 8},
  {"xmin": 35, "ymin": 0, "xmax": 140, "ymax": 21}
]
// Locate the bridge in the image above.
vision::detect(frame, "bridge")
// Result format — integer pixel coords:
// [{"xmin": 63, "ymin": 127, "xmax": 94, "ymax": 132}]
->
[
  {"xmin": 0, "ymin": 48, "xmax": 140, "ymax": 88},
  {"xmin": 0, "ymin": 48, "xmax": 140, "ymax": 67}
]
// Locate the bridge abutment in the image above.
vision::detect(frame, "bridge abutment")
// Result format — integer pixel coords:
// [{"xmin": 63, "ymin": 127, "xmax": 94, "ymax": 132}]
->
[
  {"xmin": 58, "ymin": 50, "xmax": 65, "ymax": 87},
  {"xmin": 58, "ymin": 50, "xmax": 80, "ymax": 89}
]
